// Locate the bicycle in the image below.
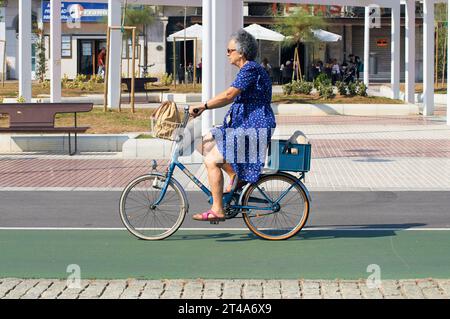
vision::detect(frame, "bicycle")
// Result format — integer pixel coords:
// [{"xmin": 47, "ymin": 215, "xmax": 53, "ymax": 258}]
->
[{"xmin": 119, "ymin": 106, "xmax": 312, "ymax": 241}]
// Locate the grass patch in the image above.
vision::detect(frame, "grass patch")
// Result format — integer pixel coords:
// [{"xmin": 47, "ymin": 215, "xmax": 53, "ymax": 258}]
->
[
  {"xmin": 0, "ymin": 107, "xmax": 153, "ymax": 134},
  {"xmin": 399, "ymin": 83, "xmax": 447, "ymax": 94},
  {"xmin": 272, "ymin": 94, "xmax": 404, "ymax": 104},
  {"xmin": 54, "ymin": 108, "xmax": 153, "ymax": 134},
  {"xmin": 0, "ymin": 81, "xmax": 202, "ymax": 99}
]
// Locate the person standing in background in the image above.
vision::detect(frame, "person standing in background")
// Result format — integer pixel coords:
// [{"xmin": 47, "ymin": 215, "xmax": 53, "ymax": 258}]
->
[{"xmin": 97, "ymin": 47, "xmax": 106, "ymax": 78}]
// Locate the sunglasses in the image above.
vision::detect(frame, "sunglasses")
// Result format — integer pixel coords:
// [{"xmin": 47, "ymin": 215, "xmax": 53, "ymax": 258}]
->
[{"xmin": 227, "ymin": 48, "xmax": 237, "ymax": 54}]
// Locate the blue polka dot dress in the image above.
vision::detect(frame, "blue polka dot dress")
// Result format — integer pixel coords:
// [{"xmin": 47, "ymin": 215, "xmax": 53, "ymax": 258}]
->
[{"xmin": 211, "ymin": 61, "xmax": 276, "ymax": 183}]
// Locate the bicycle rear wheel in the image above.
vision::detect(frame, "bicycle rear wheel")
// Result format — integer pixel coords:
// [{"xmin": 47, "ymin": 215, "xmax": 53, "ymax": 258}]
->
[
  {"xmin": 241, "ymin": 174, "xmax": 310, "ymax": 240},
  {"xmin": 119, "ymin": 174, "xmax": 188, "ymax": 240}
]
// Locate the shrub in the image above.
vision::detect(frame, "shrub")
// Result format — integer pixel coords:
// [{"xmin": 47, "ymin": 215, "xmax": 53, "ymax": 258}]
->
[
  {"xmin": 40, "ymin": 80, "xmax": 50, "ymax": 89},
  {"xmin": 313, "ymin": 73, "xmax": 331, "ymax": 90},
  {"xmin": 292, "ymin": 81, "xmax": 313, "ymax": 95},
  {"xmin": 16, "ymin": 96, "xmax": 26, "ymax": 103},
  {"xmin": 336, "ymin": 81, "xmax": 347, "ymax": 96},
  {"xmin": 318, "ymin": 85, "xmax": 335, "ymax": 100},
  {"xmin": 347, "ymin": 82, "xmax": 357, "ymax": 96},
  {"xmin": 75, "ymin": 74, "xmax": 87, "ymax": 82},
  {"xmin": 161, "ymin": 73, "xmax": 173, "ymax": 86},
  {"xmin": 90, "ymin": 74, "xmax": 104, "ymax": 84},
  {"xmin": 62, "ymin": 74, "xmax": 70, "ymax": 88},
  {"xmin": 282, "ymin": 82, "xmax": 293, "ymax": 95},
  {"xmin": 356, "ymin": 81, "xmax": 368, "ymax": 97}
]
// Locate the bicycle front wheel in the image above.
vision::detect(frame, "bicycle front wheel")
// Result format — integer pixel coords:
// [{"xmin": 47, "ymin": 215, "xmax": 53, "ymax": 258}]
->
[
  {"xmin": 241, "ymin": 174, "xmax": 310, "ymax": 241},
  {"xmin": 119, "ymin": 174, "xmax": 188, "ymax": 240}
]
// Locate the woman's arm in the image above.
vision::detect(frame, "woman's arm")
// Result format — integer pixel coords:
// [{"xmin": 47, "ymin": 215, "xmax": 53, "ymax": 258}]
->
[{"xmin": 189, "ymin": 86, "xmax": 241, "ymax": 117}]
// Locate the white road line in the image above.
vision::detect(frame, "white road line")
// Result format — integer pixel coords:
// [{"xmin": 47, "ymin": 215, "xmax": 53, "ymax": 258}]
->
[{"xmin": 1, "ymin": 227, "xmax": 450, "ymax": 231}]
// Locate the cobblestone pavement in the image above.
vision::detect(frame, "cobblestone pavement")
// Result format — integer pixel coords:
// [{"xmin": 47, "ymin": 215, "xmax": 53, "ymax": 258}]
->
[
  {"xmin": 0, "ymin": 154, "xmax": 448, "ymax": 190},
  {"xmin": 0, "ymin": 278, "xmax": 449, "ymax": 299},
  {"xmin": 0, "ymin": 116, "xmax": 448, "ymax": 190}
]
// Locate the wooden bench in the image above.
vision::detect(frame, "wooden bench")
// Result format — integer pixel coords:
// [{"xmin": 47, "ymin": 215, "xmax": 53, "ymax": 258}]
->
[
  {"xmin": 0, "ymin": 103, "xmax": 93, "ymax": 155},
  {"xmin": 121, "ymin": 77, "xmax": 170, "ymax": 102}
]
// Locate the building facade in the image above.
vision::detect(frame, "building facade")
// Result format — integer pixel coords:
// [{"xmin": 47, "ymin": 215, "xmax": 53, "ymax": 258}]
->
[{"xmin": 0, "ymin": 1, "xmax": 432, "ymax": 82}]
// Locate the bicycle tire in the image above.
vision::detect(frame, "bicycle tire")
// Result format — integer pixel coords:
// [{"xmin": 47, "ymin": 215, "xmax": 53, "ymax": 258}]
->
[
  {"xmin": 241, "ymin": 174, "xmax": 310, "ymax": 241},
  {"xmin": 119, "ymin": 173, "xmax": 188, "ymax": 241}
]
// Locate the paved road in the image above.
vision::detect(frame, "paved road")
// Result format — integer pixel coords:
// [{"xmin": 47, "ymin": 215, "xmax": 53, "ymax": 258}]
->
[{"xmin": 0, "ymin": 191, "xmax": 449, "ymax": 229}]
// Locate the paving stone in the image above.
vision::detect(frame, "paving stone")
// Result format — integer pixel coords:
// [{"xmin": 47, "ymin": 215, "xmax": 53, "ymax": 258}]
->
[
  {"xmin": 2, "ymin": 280, "xmax": 38, "ymax": 299},
  {"xmin": 321, "ymin": 282, "xmax": 341, "ymax": 299},
  {"xmin": 417, "ymin": 279, "xmax": 435, "ymax": 289},
  {"xmin": 57, "ymin": 281, "xmax": 89, "ymax": 299},
  {"xmin": 400, "ymin": 283, "xmax": 425, "ymax": 299},
  {"xmin": 3, "ymin": 279, "xmax": 450, "ymax": 299},
  {"xmin": 339, "ymin": 282, "xmax": 362, "ymax": 299},
  {"xmin": 380, "ymin": 281, "xmax": 402, "ymax": 298},
  {"xmin": 181, "ymin": 280, "xmax": 204, "ymax": 299},
  {"xmin": 20, "ymin": 280, "xmax": 54, "ymax": 299},
  {"xmin": 160, "ymin": 280, "xmax": 185, "ymax": 299},
  {"xmin": 262, "ymin": 281, "xmax": 282, "ymax": 299},
  {"xmin": 359, "ymin": 285, "xmax": 383, "ymax": 299},
  {"xmin": 0, "ymin": 279, "xmax": 22, "ymax": 299},
  {"xmin": 242, "ymin": 281, "xmax": 263, "ymax": 299},
  {"xmin": 280, "ymin": 280, "xmax": 301, "ymax": 299},
  {"xmin": 421, "ymin": 287, "xmax": 446, "ymax": 299},
  {"xmin": 202, "ymin": 280, "xmax": 223, "ymax": 299},
  {"xmin": 40, "ymin": 281, "xmax": 68, "ymax": 299},
  {"xmin": 100, "ymin": 281, "xmax": 127, "ymax": 299},
  {"xmin": 436, "ymin": 280, "xmax": 450, "ymax": 297},
  {"xmin": 140, "ymin": 281, "xmax": 165, "ymax": 299},
  {"xmin": 222, "ymin": 281, "xmax": 244, "ymax": 299},
  {"xmin": 78, "ymin": 281, "xmax": 109, "ymax": 299},
  {"xmin": 119, "ymin": 280, "xmax": 146, "ymax": 299}
]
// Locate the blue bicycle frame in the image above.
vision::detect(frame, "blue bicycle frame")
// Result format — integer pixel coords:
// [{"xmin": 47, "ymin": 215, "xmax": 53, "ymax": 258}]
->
[{"xmin": 152, "ymin": 107, "xmax": 305, "ymax": 215}]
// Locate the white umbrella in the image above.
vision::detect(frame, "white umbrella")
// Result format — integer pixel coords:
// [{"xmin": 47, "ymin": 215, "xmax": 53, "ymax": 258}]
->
[
  {"xmin": 167, "ymin": 24, "xmax": 203, "ymax": 41},
  {"xmin": 311, "ymin": 29, "xmax": 342, "ymax": 42},
  {"xmin": 244, "ymin": 24, "xmax": 285, "ymax": 42}
]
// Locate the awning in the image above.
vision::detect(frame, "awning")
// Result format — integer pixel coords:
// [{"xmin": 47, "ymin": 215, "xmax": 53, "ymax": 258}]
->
[
  {"xmin": 167, "ymin": 24, "xmax": 203, "ymax": 42},
  {"xmin": 311, "ymin": 29, "xmax": 342, "ymax": 42},
  {"xmin": 243, "ymin": 24, "xmax": 285, "ymax": 42}
]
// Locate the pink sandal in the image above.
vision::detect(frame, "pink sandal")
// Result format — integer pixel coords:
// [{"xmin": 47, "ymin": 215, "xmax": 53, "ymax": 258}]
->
[{"xmin": 193, "ymin": 210, "xmax": 226, "ymax": 222}]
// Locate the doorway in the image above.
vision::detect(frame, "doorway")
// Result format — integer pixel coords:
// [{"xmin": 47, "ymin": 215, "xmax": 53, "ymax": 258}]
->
[{"xmin": 78, "ymin": 39, "xmax": 107, "ymax": 76}]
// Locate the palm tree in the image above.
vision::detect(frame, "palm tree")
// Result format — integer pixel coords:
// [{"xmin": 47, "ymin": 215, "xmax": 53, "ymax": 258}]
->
[
  {"xmin": 123, "ymin": 5, "xmax": 156, "ymax": 76},
  {"xmin": 275, "ymin": 7, "xmax": 326, "ymax": 82}
]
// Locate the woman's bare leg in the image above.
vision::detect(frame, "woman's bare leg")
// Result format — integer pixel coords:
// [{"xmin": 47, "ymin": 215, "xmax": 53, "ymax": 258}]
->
[
  {"xmin": 200, "ymin": 133, "xmax": 237, "ymax": 191},
  {"xmin": 193, "ymin": 137, "xmax": 226, "ymax": 219}
]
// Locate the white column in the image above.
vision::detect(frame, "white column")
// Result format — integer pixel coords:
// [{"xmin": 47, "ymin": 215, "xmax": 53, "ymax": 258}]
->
[
  {"xmin": 18, "ymin": 0, "xmax": 32, "ymax": 102},
  {"xmin": 447, "ymin": 1, "xmax": 450, "ymax": 125},
  {"xmin": 211, "ymin": 0, "xmax": 242, "ymax": 126},
  {"xmin": 423, "ymin": 0, "xmax": 435, "ymax": 116},
  {"xmin": 405, "ymin": 0, "xmax": 416, "ymax": 104},
  {"xmin": 391, "ymin": 2, "xmax": 401, "ymax": 100},
  {"xmin": 108, "ymin": 0, "xmax": 122, "ymax": 110},
  {"xmin": 50, "ymin": 0, "xmax": 61, "ymax": 103},
  {"xmin": 202, "ymin": 0, "xmax": 213, "ymax": 134},
  {"xmin": 364, "ymin": 6, "xmax": 370, "ymax": 86}
]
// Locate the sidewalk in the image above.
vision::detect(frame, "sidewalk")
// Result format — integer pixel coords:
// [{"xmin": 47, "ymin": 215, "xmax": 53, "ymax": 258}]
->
[
  {"xmin": 0, "ymin": 115, "xmax": 448, "ymax": 191},
  {"xmin": 1, "ymin": 278, "xmax": 449, "ymax": 299}
]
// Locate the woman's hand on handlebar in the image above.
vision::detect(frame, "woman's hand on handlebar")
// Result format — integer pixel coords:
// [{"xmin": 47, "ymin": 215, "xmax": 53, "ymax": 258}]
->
[{"xmin": 189, "ymin": 104, "xmax": 206, "ymax": 118}]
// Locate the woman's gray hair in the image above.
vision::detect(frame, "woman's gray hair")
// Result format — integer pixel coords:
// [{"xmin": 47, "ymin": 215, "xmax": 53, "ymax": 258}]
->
[{"xmin": 231, "ymin": 29, "xmax": 258, "ymax": 61}]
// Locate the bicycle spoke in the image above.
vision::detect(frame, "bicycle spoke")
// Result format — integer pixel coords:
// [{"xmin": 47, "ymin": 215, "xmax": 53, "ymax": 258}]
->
[
  {"xmin": 243, "ymin": 175, "xmax": 309, "ymax": 240},
  {"xmin": 121, "ymin": 175, "xmax": 186, "ymax": 240}
]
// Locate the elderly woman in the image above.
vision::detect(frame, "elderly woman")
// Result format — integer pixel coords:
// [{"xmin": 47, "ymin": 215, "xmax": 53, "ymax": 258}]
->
[{"xmin": 189, "ymin": 30, "xmax": 276, "ymax": 222}]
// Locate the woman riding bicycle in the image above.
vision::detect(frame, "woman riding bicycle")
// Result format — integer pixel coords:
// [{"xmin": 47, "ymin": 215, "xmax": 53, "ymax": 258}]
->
[{"xmin": 189, "ymin": 29, "xmax": 276, "ymax": 222}]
